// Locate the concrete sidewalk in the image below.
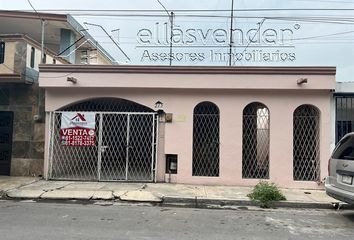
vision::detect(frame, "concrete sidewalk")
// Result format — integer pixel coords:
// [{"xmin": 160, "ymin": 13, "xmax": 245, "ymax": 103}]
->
[{"xmin": 0, "ymin": 176, "xmax": 346, "ymax": 209}]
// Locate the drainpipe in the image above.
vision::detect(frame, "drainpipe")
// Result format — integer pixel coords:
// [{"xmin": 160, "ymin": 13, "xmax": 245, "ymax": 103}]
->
[
  {"xmin": 34, "ymin": 19, "xmax": 45, "ymax": 123},
  {"xmin": 41, "ymin": 19, "xmax": 45, "ymax": 64}
]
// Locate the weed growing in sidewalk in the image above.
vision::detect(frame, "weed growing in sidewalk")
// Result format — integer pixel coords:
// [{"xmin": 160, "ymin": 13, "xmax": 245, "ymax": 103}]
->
[{"xmin": 247, "ymin": 181, "xmax": 286, "ymax": 208}]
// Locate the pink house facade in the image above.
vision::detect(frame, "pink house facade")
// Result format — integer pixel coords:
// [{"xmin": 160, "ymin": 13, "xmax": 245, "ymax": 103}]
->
[{"xmin": 39, "ymin": 65, "xmax": 336, "ymax": 189}]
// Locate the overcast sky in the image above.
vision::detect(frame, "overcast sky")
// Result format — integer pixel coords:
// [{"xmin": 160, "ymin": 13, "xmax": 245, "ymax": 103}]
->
[{"xmin": 2, "ymin": 0, "xmax": 354, "ymax": 82}]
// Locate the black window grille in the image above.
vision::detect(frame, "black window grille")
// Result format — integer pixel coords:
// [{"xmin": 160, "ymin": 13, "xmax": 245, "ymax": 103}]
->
[
  {"xmin": 335, "ymin": 96, "xmax": 354, "ymax": 143},
  {"xmin": 192, "ymin": 102, "xmax": 220, "ymax": 177}
]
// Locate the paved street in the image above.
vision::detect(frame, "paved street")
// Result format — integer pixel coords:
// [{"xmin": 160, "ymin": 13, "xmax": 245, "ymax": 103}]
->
[{"xmin": 0, "ymin": 200, "xmax": 353, "ymax": 240}]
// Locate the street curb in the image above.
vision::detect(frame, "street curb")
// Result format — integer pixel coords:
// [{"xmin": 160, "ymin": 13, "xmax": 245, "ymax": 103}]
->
[
  {"xmin": 162, "ymin": 197, "xmax": 256, "ymax": 207},
  {"xmin": 3, "ymin": 192, "xmax": 354, "ymax": 210},
  {"xmin": 161, "ymin": 196, "xmax": 354, "ymax": 210}
]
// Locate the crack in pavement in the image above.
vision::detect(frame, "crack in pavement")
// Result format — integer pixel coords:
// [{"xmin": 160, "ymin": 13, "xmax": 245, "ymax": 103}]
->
[
  {"xmin": 38, "ymin": 182, "xmax": 74, "ymax": 198},
  {"xmin": 3, "ymin": 178, "xmax": 41, "ymax": 196}
]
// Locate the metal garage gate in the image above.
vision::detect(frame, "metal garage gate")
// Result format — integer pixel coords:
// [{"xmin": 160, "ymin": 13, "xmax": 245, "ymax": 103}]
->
[{"xmin": 48, "ymin": 112, "xmax": 158, "ymax": 182}]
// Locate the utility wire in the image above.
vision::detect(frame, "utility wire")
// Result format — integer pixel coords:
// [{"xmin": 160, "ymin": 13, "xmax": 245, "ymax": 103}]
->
[
  {"xmin": 286, "ymin": 29, "xmax": 354, "ymax": 41},
  {"xmin": 43, "ymin": 14, "xmax": 354, "ymax": 25},
  {"xmin": 156, "ymin": 0, "xmax": 170, "ymax": 16},
  {"xmin": 156, "ymin": 0, "xmax": 174, "ymax": 66},
  {"xmin": 1, "ymin": 62, "xmax": 35, "ymax": 83},
  {"xmin": 57, "ymin": 36, "xmax": 85, "ymax": 56},
  {"xmin": 233, "ymin": 18, "xmax": 266, "ymax": 66},
  {"xmin": 27, "ymin": 0, "xmax": 46, "ymax": 66},
  {"xmin": 63, "ymin": 13, "xmax": 354, "ymax": 18},
  {"xmin": 292, "ymin": 0, "xmax": 354, "ymax": 4},
  {"xmin": 1, "ymin": 52, "xmax": 90, "ymax": 80},
  {"xmin": 84, "ymin": 22, "xmax": 131, "ymax": 61},
  {"xmin": 26, "ymin": 0, "xmax": 43, "ymax": 20},
  {"xmin": 73, "ymin": 15, "xmax": 354, "ymax": 25},
  {"xmin": 18, "ymin": 8, "xmax": 354, "ymax": 12}
]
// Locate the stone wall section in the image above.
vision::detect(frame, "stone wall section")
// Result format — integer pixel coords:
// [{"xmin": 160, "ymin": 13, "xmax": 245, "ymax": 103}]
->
[{"xmin": 0, "ymin": 83, "xmax": 44, "ymax": 176}]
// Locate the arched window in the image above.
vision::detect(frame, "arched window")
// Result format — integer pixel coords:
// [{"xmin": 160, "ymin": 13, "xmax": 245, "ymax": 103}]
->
[
  {"xmin": 293, "ymin": 105, "xmax": 320, "ymax": 181},
  {"xmin": 192, "ymin": 102, "xmax": 220, "ymax": 177},
  {"xmin": 242, "ymin": 102, "xmax": 270, "ymax": 179}
]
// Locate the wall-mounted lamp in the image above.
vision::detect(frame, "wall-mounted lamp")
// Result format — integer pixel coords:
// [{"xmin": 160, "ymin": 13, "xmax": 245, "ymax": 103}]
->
[
  {"xmin": 155, "ymin": 101, "xmax": 163, "ymax": 109},
  {"xmin": 157, "ymin": 109, "xmax": 166, "ymax": 123},
  {"xmin": 297, "ymin": 78, "xmax": 308, "ymax": 85},
  {"xmin": 67, "ymin": 77, "xmax": 77, "ymax": 84}
]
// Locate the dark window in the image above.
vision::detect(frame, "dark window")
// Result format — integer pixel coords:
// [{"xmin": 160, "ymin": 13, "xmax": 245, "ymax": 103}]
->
[
  {"xmin": 332, "ymin": 135, "xmax": 354, "ymax": 160},
  {"xmin": 0, "ymin": 111, "xmax": 14, "ymax": 175},
  {"xmin": 0, "ymin": 42, "xmax": 5, "ymax": 64},
  {"xmin": 337, "ymin": 121, "xmax": 352, "ymax": 144},
  {"xmin": 30, "ymin": 47, "xmax": 35, "ymax": 68},
  {"xmin": 43, "ymin": 53, "xmax": 47, "ymax": 64},
  {"xmin": 53, "ymin": 58, "xmax": 56, "ymax": 64},
  {"xmin": 335, "ymin": 96, "xmax": 354, "ymax": 143}
]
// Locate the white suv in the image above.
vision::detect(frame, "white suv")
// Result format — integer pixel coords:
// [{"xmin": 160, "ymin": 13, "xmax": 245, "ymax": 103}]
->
[{"xmin": 325, "ymin": 133, "xmax": 354, "ymax": 204}]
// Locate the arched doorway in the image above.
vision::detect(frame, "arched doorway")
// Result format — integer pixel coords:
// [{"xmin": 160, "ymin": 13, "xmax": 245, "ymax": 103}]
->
[{"xmin": 49, "ymin": 98, "xmax": 157, "ymax": 181}]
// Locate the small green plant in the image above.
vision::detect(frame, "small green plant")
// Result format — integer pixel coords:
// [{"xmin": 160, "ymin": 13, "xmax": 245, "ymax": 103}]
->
[{"xmin": 247, "ymin": 181, "xmax": 286, "ymax": 208}]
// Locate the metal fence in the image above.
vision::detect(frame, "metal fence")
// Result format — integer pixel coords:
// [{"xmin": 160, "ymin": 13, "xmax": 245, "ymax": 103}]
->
[
  {"xmin": 242, "ymin": 102, "xmax": 270, "ymax": 179},
  {"xmin": 293, "ymin": 105, "xmax": 320, "ymax": 181},
  {"xmin": 48, "ymin": 111, "xmax": 158, "ymax": 182}
]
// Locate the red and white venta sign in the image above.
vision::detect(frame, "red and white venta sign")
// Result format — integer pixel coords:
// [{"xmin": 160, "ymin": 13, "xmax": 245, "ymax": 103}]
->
[{"xmin": 60, "ymin": 112, "xmax": 96, "ymax": 146}]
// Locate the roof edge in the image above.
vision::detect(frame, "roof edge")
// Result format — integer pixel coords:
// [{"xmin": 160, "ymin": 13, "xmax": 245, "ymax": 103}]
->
[
  {"xmin": 39, "ymin": 64, "xmax": 337, "ymax": 75},
  {"xmin": 0, "ymin": 10, "xmax": 67, "ymax": 21}
]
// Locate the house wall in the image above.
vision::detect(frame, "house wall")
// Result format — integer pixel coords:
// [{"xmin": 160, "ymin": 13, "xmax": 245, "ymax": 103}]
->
[
  {"xmin": 40, "ymin": 69, "xmax": 334, "ymax": 188},
  {"xmin": 0, "ymin": 41, "xmax": 16, "ymax": 74},
  {"xmin": 0, "ymin": 38, "xmax": 63, "ymax": 77},
  {"xmin": 0, "ymin": 39, "xmax": 61, "ymax": 176},
  {"xmin": 0, "ymin": 83, "xmax": 44, "ymax": 176}
]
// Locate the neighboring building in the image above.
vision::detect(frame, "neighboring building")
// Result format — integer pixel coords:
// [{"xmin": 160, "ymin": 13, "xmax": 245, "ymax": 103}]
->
[
  {"xmin": 0, "ymin": 11, "xmax": 115, "ymax": 176},
  {"xmin": 333, "ymin": 82, "xmax": 354, "ymax": 144},
  {"xmin": 39, "ymin": 65, "xmax": 335, "ymax": 188}
]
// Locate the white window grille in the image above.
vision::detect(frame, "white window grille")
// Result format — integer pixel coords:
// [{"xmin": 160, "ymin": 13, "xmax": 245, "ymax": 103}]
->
[
  {"xmin": 293, "ymin": 105, "xmax": 320, "ymax": 181},
  {"xmin": 192, "ymin": 102, "xmax": 220, "ymax": 177},
  {"xmin": 242, "ymin": 102, "xmax": 270, "ymax": 179}
]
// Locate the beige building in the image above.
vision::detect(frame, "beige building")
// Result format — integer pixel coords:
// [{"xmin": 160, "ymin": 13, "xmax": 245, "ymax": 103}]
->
[
  {"xmin": 0, "ymin": 11, "xmax": 115, "ymax": 176},
  {"xmin": 39, "ymin": 65, "xmax": 335, "ymax": 188}
]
